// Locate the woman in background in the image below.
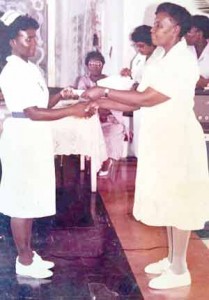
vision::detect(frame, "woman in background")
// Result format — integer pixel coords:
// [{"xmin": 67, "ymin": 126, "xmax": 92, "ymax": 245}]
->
[
  {"xmin": 83, "ymin": 2, "xmax": 209, "ymax": 289},
  {"xmin": 77, "ymin": 51, "xmax": 125, "ymax": 176},
  {"xmin": 121, "ymin": 25, "xmax": 155, "ymax": 156},
  {"xmin": 77, "ymin": 51, "xmax": 106, "ymax": 90},
  {"xmin": 0, "ymin": 11, "xmax": 90, "ymax": 279},
  {"xmin": 121, "ymin": 25, "xmax": 155, "ymax": 86},
  {"xmin": 185, "ymin": 14, "xmax": 209, "ymax": 89}
]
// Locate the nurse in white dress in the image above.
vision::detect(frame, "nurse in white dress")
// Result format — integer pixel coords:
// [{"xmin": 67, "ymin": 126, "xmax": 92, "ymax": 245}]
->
[
  {"xmin": 83, "ymin": 3, "xmax": 209, "ymax": 290},
  {"xmin": 120, "ymin": 25, "xmax": 155, "ymax": 157},
  {"xmin": 185, "ymin": 15, "xmax": 209, "ymax": 89},
  {"xmin": 0, "ymin": 11, "xmax": 89, "ymax": 279}
]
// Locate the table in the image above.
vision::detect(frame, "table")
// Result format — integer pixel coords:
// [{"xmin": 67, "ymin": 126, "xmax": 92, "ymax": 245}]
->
[
  {"xmin": 51, "ymin": 114, "xmax": 107, "ymax": 191},
  {"xmin": 0, "ymin": 101, "xmax": 107, "ymax": 192}
]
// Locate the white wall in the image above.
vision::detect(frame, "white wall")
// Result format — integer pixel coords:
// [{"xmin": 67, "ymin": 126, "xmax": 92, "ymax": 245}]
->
[{"xmin": 100, "ymin": 0, "xmax": 124, "ymax": 76}]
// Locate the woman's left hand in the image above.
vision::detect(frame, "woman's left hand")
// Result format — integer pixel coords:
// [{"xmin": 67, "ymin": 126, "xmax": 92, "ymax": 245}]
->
[{"xmin": 81, "ymin": 87, "xmax": 104, "ymax": 100}]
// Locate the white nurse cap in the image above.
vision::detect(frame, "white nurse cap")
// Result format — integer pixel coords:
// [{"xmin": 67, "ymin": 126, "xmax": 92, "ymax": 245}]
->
[{"xmin": 0, "ymin": 10, "xmax": 22, "ymax": 26}]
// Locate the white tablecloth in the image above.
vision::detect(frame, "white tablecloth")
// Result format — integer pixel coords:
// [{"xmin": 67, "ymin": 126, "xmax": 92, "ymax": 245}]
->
[
  {"xmin": 51, "ymin": 114, "xmax": 106, "ymax": 167},
  {"xmin": 51, "ymin": 114, "xmax": 107, "ymax": 191},
  {"xmin": 0, "ymin": 102, "xmax": 107, "ymax": 192}
]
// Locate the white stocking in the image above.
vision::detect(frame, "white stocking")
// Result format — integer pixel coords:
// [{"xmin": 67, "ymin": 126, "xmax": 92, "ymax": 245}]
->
[
  {"xmin": 168, "ymin": 226, "xmax": 191, "ymax": 274},
  {"xmin": 166, "ymin": 226, "xmax": 173, "ymax": 263}
]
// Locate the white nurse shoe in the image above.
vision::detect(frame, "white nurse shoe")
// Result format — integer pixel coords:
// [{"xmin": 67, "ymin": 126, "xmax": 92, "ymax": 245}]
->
[
  {"xmin": 32, "ymin": 251, "xmax": 55, "ymax": 269},
  {"xmin": 16, "ymin": 258, "xmax": 53, "ymax": 279},
  {"xmin": 148, "ymin": 268, "xmax": 191, "ymax": 289},
  {"xmin": 144, "ymin": 257, "xmax": 171, "ymax": 274}
]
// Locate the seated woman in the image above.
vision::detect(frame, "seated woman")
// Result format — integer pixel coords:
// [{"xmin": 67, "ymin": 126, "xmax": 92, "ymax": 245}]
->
[
  {"xmin": 185, "ymin": 15, "xmax": 209, "ymax": 89},
  {"xmin": 77, "ymin": 51, "xmax": 125, "ymax": 176}
]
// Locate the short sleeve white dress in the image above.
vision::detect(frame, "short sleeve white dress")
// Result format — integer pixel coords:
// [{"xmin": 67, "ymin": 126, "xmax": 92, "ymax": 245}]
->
[
  {"xmin": 133, "ymin": 39, "xmax": 209, "ymax": 230},
  {"xmin": 0, "ymin": 55, "xmax": 55, "ymax": 218},
  {"xmin": 188, "ymin": 42, "xmax": 209, "ymax": 79}
]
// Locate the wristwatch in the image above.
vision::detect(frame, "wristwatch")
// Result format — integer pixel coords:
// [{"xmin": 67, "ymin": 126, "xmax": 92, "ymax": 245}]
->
[{"xmin": 104, "ymin": 88, "xmax": 110, "ymax": 98}]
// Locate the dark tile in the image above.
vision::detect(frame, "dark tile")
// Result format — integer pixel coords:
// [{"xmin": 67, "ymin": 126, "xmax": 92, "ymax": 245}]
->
[
  {"xmin": 0, "ymin": 156, "xmax": 143, "ymax": 299},
  {"xmin": 195, "ymin": 221, "xmax": 209, "ymax": 238}
]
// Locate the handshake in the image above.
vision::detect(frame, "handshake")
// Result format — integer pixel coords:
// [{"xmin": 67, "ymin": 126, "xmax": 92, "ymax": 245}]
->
[{"xmin": 58, "ymin": 86, "xmax": 103, "ymax": 119}]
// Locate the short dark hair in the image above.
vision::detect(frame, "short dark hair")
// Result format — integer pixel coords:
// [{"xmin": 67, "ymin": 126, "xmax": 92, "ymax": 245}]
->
[
  {"xmin": 156, "ymin": 2, "xmax": 191, "ymax": 37},
  {"xmin": 131, "ymin": 25, "xmax": 153, "ymax": 46},
  {"xmin": 7, "ymin": 15, "xmax": 39, "ymax": 39},
  {"xmin": 191, "ymin": 15, "xmax": 209, "ymax": 39},
  {"xmin": 85, "ymin": 51, "xmax": 105, "ymax": 66}
]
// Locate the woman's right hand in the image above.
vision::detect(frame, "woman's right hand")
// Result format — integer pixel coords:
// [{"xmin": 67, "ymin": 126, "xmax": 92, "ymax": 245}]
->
[
  {"xmin": 120, "ymin": 68, "xmax": 131, "ymax": 77},
  {"xmin": 81, "ymin": 87, "xmax": 104, "ymax": 101},
  {"xmin": 68, "ymin": 102, "xmax": 96, "ymax": 118}
]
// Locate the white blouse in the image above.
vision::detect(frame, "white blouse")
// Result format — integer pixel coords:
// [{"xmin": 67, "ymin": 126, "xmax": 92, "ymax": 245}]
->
[
  {"xmin": 0, "ymin": 55, "xmax": 49, "ymax": 112},
  {"xmin": 188, "ymin": 42, "xmax": 209, "ymax": 79},
  {"xmin": 130, "ymin": 52, "xmax": 147, "ymax": 83}
]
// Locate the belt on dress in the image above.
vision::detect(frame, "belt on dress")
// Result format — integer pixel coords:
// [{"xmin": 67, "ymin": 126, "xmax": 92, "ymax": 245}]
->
[{"xmin": 11, "ymin": 112, "xmax": 28, "ymax": 118}]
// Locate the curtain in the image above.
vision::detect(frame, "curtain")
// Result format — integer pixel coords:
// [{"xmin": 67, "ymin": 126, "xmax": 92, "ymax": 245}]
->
[
  {"xmin": 48, "ymin": 0, "xmax": 126, "ymax": 87},
  {"xmin": 48, "ymin": 0, "xmax": 102, "ymax": 87}
]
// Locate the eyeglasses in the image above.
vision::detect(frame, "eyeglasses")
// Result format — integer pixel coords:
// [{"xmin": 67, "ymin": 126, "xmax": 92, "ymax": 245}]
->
[{"xmin": 88, "ymin": 61, "xmax": 103, "ymax": 67}]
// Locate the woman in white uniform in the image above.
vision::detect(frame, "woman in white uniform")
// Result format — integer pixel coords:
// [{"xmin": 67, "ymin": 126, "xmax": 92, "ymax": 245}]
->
[
  {"xmin": 121, "ymin": 25, "xmax": 155, "ymax": 85},
  {"xmin": 0, "ymin": 11, "xmax": 90, "ymax": 279},
  {"xmin": 185, "ymin": 15, "xmax": 209, "ymax": 89},
  {"xmin": 121, "ymin": 25, "xmax": 155, "ymax": 156},
  {"xmin": 83, "ymin": 3, "xmax": 209, "ymax": 290}
]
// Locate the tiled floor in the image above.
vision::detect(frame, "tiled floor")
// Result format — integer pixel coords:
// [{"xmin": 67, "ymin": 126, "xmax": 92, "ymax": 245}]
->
[
  {"xmin": 0, "ymin": 156, "xmax": 142, "ymax": 300},
  {"xmin": 98, "ymin": 158, "xmax": 209, "ymax": 300},
  {"xmin": 1, "ymin": 156, "xmax": 209, "ymax": 299},
  {"xmin": 196, "ymin": 223, "xmax": 209, "ymax": 248}
]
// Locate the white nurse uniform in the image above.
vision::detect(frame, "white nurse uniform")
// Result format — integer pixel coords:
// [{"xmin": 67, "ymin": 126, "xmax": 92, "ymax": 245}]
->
[
  {"xmin": 133, "ymin": 39, "xmax": 209, "ymax": 230},
  {"xmin": 0, "ymin": 55, "xmax": 55, "ymax": 218}
]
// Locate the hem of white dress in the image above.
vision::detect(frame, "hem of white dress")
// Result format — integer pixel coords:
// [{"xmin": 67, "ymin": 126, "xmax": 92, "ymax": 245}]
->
[
  {"xmin": 0, "ymin": 211, "xmax": 56, "ymax": 218},
  {"xmin": 133, "ymin": 215, "xmax": 207, "ymax": 231}
]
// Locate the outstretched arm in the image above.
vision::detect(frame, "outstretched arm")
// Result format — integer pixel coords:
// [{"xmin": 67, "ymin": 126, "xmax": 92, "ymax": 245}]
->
[
  {"xmin": 48, "ymin": 87, "xmax": 78, "ymax": 109},
  {"xmin": 82, "ymin": 86, "xmax": 169, "ymax": 110},
  {"xmin": 87, "ymin": 98, "xmax": 135, "ymax": 112},
  {"xmin": 24, "ymin": 102, "xmax": 94, "ymax": 121}
]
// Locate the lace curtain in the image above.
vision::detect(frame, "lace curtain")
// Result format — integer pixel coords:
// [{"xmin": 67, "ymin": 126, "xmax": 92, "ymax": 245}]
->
[
  {"xmin": 48, "ymin": 0, "xmax": 103, "ymax": 87},
  {"xmin": 48, "ymin": 0, "xmax": 125, "ymax": 87}
]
